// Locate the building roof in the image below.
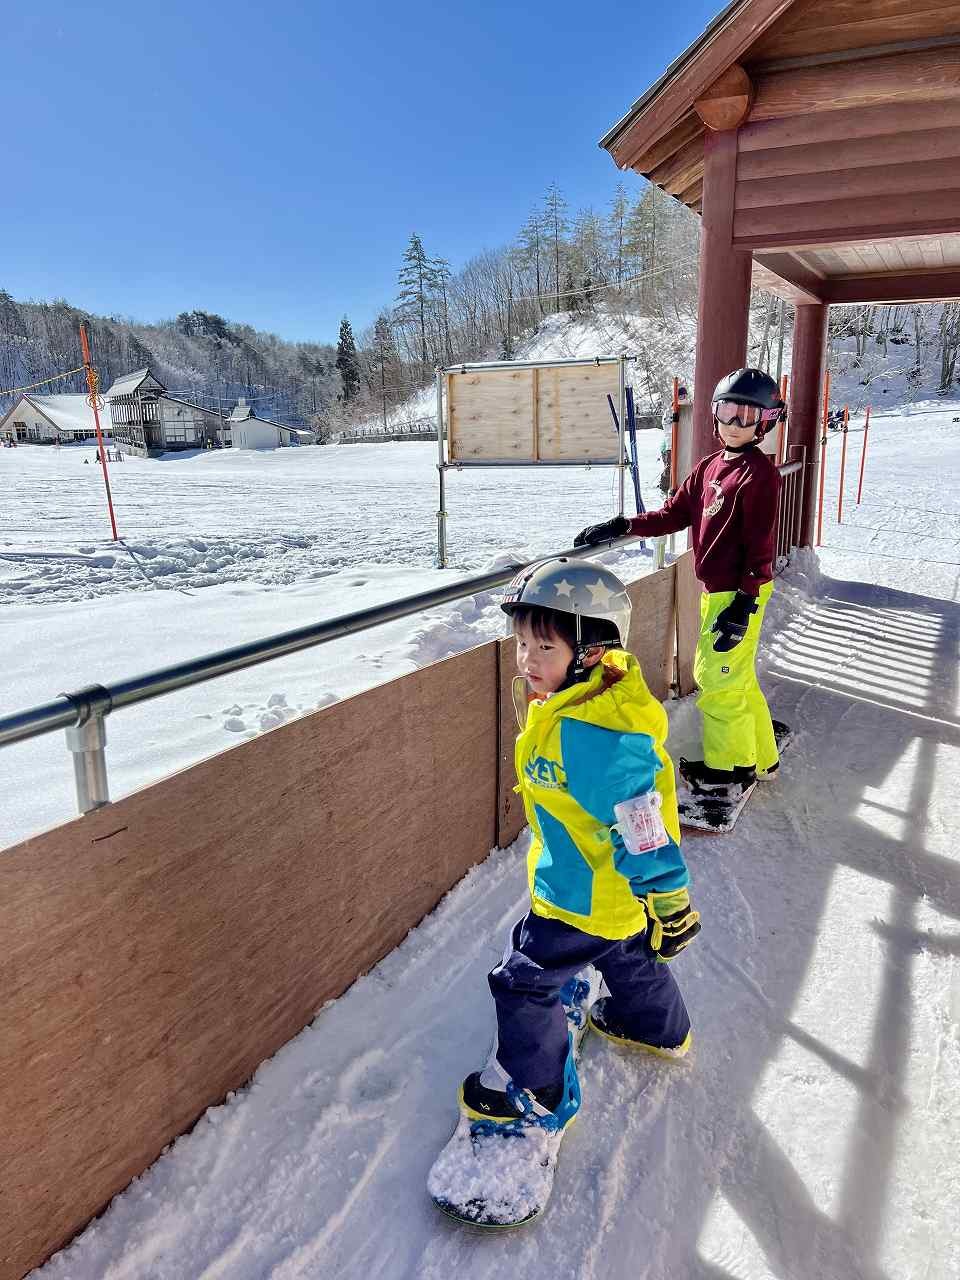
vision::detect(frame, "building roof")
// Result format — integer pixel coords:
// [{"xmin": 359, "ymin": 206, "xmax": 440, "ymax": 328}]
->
[
  {"xmin": 0, "ymin": 394, "xmax": 111, "ymax": 436},
  {"xmin": 227, "ymin": 398, "xmax": 315, "ymax": 438},
  {"xmin": 105, "ymin": 368, "xmax": 166, "ymax": 399}
]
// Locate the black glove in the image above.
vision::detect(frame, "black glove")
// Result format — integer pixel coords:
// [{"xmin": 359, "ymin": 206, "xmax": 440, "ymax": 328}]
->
[
  {"xmin": 647, "ymin": 891, "xmax": 701, "ymax": 962},
  {"xmin": 573, "ymin": 514, "xmax": 631, "ymax": 548},
  {"xmin": 711, "ymin": 591, "xmax": 757, "ymax": 653}
]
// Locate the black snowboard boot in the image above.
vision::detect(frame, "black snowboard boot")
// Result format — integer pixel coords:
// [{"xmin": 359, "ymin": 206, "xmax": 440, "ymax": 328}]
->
[{"xmin": 679, "ymin": 758, "xmax": 755, "ymax": 797}]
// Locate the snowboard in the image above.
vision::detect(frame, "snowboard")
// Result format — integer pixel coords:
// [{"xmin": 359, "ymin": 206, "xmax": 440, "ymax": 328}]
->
[
  {"xmin": 427, "ymin": 967, "xmax": 600, "ymax": 1228},
  {"xmin": 677, "ymin": 720, "xmax": 793, "ymax": 834}
]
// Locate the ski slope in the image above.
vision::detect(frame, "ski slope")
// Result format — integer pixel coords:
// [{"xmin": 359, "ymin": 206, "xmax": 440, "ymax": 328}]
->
[{"xmin": 5, "ymin": 406, "xmax": 959, "ymax": 1279}]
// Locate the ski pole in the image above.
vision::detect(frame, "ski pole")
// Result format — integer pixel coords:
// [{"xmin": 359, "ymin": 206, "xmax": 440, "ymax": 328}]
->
[
  {"xmin": 856, "ymin": 406, "xmax": 871, "ymax": 505},
  {"xmin": 624, "ymin": 385, "xmax": 645, "ymax": 514},
  {"xmin": 670, "ymin": 377, "xmax": 679, "ymax": 494},
  {"xmin": 837, "ymin": 406, "xmax": 849, "ymax": 523},
  {"xmin": 816, "ymin": 369, "xmax": 830, "ymax": 547}
]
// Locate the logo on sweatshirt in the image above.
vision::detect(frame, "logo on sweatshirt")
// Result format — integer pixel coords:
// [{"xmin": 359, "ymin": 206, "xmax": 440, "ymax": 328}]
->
[
  {"xmin": 524, "ymin": 752, "xmax": 567, "ymax": 790},
  {"xmin": 704, "ymin": 480, "xmax": 724, "ymax": 517}
]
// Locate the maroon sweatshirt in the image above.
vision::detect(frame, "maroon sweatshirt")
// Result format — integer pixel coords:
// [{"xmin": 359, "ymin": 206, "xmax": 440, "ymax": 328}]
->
[{"xmin": 630, "ymin": 447, "xmax": 780, "ymax": 595}]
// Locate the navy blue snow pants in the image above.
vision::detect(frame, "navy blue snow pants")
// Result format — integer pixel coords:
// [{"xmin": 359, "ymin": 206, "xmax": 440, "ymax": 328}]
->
[{"xmin": 489, "ymin": 912, "xmax": 691, "ymax": 1092}]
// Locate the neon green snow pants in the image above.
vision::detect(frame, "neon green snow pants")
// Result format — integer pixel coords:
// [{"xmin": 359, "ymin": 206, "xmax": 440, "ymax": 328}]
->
[{"xmin": 693, "ymin": 581, "xmax": 777, "ymax": 773}]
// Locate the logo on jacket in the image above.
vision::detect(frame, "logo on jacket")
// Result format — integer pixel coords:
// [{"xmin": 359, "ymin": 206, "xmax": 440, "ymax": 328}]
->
[
  {"xmin": 524, "ymin": 751, "xmax": 567, "ymax": 790},
  {"xmin": 704, "ymin": 480, "xmax": 724, "ymax": 517}
]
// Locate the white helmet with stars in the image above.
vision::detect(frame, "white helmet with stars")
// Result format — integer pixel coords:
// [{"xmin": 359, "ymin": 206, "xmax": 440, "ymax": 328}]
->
[{"xmin": 500, "ymin": 556, "xmax": 632, "ymax": 648}]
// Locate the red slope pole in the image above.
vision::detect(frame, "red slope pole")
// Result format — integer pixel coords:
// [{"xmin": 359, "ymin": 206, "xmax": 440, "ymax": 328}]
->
[
  {"xmin": 856, "ymin": 405, "xmax": 872, "ymax": 505},
  {"xmin": 816, "ymin": 369, "xmax": 830, "ymax": 546},
  {"xmin": 837, "ymin": 405, "xmax": 850, "ymax": 523},
  {"xmin": 80, "ymin": 323, "xmax": 119, "ymax": 541}
]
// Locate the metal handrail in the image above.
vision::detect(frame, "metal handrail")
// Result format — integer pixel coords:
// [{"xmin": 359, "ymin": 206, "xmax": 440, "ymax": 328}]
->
[{"xmin": 0, "ymin": 536, "xmax": 651, "ymax": 816}]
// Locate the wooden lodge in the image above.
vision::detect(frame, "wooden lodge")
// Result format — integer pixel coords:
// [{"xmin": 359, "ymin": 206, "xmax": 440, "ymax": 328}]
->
[
  {"xmin": 105, "ymin": 368, "xmax": 223, "ymax": 457},
  {"xmin": 602, "ymin": 0, "xmax": 960, "ymax": 542}
]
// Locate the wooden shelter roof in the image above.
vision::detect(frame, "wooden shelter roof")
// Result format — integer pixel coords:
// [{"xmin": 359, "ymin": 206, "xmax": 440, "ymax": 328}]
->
[{"xmin": 602, "ymin": 0, "xmax": 960, "ymax": 304}]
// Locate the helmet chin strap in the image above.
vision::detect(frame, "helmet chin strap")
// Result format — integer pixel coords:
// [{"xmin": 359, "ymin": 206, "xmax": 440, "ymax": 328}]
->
[
  {"xmin": 714, "ymin": 415, "xmax": 761, "ymax": 453},
  {"xmin": 560, "ymin": 612, "xmax": 602, "ymax": 691}
]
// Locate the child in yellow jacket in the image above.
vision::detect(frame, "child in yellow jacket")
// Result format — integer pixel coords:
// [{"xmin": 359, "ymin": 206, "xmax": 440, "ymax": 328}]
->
[{"xmin": 458, "ymin": 556, "xmax": 700, "ymax": 1131}]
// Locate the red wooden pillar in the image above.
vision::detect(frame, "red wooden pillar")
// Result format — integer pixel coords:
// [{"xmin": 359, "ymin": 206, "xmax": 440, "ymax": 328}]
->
[
  {"xmin": 789, "ymin": 302, "xmax": 829, "ymax": 547},
  {"xmin": 691, "ymin": 128, "xmax": 753, "ymax": 467}
]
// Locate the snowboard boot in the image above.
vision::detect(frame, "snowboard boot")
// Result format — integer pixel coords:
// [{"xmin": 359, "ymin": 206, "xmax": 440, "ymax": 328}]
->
[
  {"xmin": 755, "ymin": 721, "xmax": 793, "ymax": 782},
  {"xmin": 588, "ymin": 997, "xmax": 692, "ymax": 1059},
  {"xmin": 460, "ymin": 1043, "xmax": 581, "ymax": 1133},
  {"xmin": 679, "ymin": 757, "xmax": 754, "ymax": 799}
]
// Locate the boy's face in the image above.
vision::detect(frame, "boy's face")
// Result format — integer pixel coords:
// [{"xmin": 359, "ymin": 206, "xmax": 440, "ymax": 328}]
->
[
  {"xmin": 716, "ymin": 419, "xmax": 758, "ymax": 450},
  {"xmin": 514, "ymin": 617, "xmax": 576, "ymax": 695}
]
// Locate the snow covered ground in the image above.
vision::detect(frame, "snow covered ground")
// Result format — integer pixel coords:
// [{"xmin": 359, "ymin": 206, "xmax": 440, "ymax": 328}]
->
[{"xmin": 6, "ymin": 403, "xmax": 960, "ymax": 1279}]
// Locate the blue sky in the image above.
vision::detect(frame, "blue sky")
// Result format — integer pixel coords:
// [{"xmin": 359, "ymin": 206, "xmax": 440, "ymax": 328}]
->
[{"xmin": 6, "ymin": 0, "xmax": 718, "ymax": 343}]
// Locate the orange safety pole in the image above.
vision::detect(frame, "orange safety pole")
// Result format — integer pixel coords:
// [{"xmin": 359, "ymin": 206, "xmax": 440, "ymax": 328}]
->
[
  {"xmin": 79, "ymin": 323, "xmax": 119, "ymax": 541},
  {"xmin": 776, "ymin": 373, "xmax": 789, "ymax": 464},
  {"xmin": 837, "ymin": 405, "xmax": 850, "ymax": 523},
  {"xmin": 856, "ymin": 405, "xmax": 871, "ymax": 505},
  {"xmin": 815, "ymin": 369, "xmax": 830, "ymax": 546},
  {"xmin": 670, "ymin": 376, "xmax": 679, "ymax": 493}
]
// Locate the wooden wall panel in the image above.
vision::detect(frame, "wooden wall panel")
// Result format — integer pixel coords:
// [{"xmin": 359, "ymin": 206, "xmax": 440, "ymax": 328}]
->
[
  {"xmin": 0, "ymin": 645, "xmax": 498, "ymax": 1280},
  {"xmin": 674, "ymin": 550, "xmax": 702, "ymax": 697},
  {"xmin": 447, "ymin": 367, "xmax": 534, "ymax": 461},
  {"xmin": 738, "ymin": 97, "xmax": 960, "ymax": 151},
  {"xmin": 737, "ymin": 154, "xmax": 960, "ymax": 210},
  {"xmin": 734, "ymin": 184, "xmax": 960, "ymax": 245},
  {"xmin": 537, "ymin": 364, "xmax": 621, "ymax": 462},
  {"xmin": 747, "ymin": 0, "xmax": 960, "ymax": 62}
]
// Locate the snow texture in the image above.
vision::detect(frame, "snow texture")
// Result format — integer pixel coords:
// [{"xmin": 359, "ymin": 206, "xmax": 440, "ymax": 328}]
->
[{"xmin": 3, "ymin": 393, "xmax": 957, "ymax": 1280}]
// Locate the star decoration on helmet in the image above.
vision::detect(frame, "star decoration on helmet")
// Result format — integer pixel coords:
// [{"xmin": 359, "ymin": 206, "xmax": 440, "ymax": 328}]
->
[
  {"xmin": 553, "ymin": 578, "xmax": 574, "ymax": 598},
  {"xmin": 586, "ymin": 578, "xmax": 615, "ymax": 606}
]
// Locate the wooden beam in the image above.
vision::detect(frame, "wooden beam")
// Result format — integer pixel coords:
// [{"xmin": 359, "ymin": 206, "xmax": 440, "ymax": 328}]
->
[
  {"xmin": 677, "ymin": 175, "xmax": 704, "ymax": 207},
  {"xmin": 648, "ymin": 135, "xmax": 705, "ymax": 195},
  {"xmin": 739, "ymin": 95, "xmax": 960, "ymax": 150},
  {"xmin": 737, "ymin": 153, "xmax": 960, "ymax": 210},
  {"xmin": 749, "ymin": 46, "xmax": 960, "ymax": 122},
  {"xmin": 748, "ymin": 21, "xmax": 960, "ymax": 66},
  {"xmin": 774, "ymin": 0, "xmax": 959, "ymax": 38},
  {"xmin": 752, "ymin": 250, "xmax": 825, "ymax": 303},
  {"xmin": 734, "ymin": 188, "xmax": 960, "ymax": 247},
  {"xmin": 823, "ymin": 268, "xmax": 960, "ymax": 303},
  {"xmin": 605, "ymin": 0, "xmax": 795, "ymax": 167},
  {"xmin": 622, "ymin": 112, "xmax": 703, "ymax": 174},
  {"xmin": 694, "ymin": 63, "xmax": 754, "ymax": 131},
  {"xmin": 738, "ymin": 123, "xmax": 960, "ymax": 180}
]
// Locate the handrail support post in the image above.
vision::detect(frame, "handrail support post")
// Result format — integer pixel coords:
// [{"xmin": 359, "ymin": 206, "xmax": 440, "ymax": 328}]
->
[{"xmin": 62, "ymin": 684, "xmax": 113, "ymax": 814}]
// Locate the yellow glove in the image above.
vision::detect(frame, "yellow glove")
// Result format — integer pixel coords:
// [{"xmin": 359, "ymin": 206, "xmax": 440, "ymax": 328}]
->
[{"xmin": 647, "ymin": 889, "xmax": 701, "ymax": 962}]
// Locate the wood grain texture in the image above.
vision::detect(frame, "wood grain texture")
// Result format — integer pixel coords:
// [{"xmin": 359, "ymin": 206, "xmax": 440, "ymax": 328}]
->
[
  {"xmin": 673, "ymin": 551, "xmax": 702, "ymax": 697},
  {"xmin": 750, "ymin": 46, "xmax": 960, "ymax": 121},
  {"xmin": 694, "ymin": 64, "xmax": 754, "ymax": 131},
  {"xmin": 747, "ymin": 1, "xmax": 960, "ymax": 62},
  {"xmin": 734, "ymin": 186, "xmax": 960, "ymax": 245},
  {"xmin": 738, "ymin": 122, "xmax": 960, "ymax": 180},
  {"xmin": 624, "ymin": 112, "xmax": 703, "ymax": 174},
  {"xmin": 0, "ymin": 645, "xmax": 498, "ymax": 1279},
  {"xmin": 736, "ymin": 153, "xmax": 960, "ymax": 209},
  {"xmin": 738, "ymin": 95, "xmax": 960, "ymax": 150}
]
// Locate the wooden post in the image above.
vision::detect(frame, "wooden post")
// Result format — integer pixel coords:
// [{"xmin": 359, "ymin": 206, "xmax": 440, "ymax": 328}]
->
[
  {"xmin": 691, "ymin": 129, "xmax": 753, "ymax": 467},
  {"xmin": 777, "ymin": 372, "xmax": 789, "ymax": 464},
  {"xmin": 857, "ymin": 406, "xmax": 872, "ymax": 505},
  {"xmin": 837, "ymin": 405, "xmax": 850, "ymax": 523},
  {"xmin": 790, "ymin": 302, "xmax": 829, "ymax": 546}
]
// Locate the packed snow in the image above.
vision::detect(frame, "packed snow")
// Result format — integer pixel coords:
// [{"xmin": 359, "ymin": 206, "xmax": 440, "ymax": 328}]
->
[{"xmin": 3, "ymin": 399, "xmax": 958, "ymax": 1280}]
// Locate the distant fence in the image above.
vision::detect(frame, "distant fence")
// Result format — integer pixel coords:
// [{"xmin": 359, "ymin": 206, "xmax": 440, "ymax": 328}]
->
[
  {"xmin": 335, "ymin": 417, "xmax": 437, "ymax": 445},
  {"xmin": 776, "ymin": 446, "xmax": 807, "ymax": 569},
  {"xmin": 0, "ymin": 552, "xmax": 698, "ymax": 1279}
]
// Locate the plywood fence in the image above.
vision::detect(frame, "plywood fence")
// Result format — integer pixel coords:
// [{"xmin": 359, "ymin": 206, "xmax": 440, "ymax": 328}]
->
[
  {"xmin": 447, "ymin": 362, "xmax": 621, "ymax": 463},
  {"xmin": 0, "ymin": 551, "xmax": 698, "ymax": 1279}
]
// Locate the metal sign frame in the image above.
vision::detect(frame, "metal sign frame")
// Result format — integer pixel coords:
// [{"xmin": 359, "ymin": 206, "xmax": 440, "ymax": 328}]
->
[{"xmin": 435, "ymin": 355, "xmax": 629, "ymax": 567}]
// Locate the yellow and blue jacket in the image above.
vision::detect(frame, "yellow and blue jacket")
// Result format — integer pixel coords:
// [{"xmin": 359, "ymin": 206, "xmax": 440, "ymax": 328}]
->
[{"xmin": 514, "ymin": 649, "xmax": 689, "ymax": 941}]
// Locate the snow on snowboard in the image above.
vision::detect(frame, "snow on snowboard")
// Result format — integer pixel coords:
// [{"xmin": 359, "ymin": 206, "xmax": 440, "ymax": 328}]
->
[
  {"xmin": 427, "ymin": 968, "xmax": 600, "ymax": 1228},
  {"xmin": 677, "ymin": 720, "xmax": 793, "ymax": 834}
]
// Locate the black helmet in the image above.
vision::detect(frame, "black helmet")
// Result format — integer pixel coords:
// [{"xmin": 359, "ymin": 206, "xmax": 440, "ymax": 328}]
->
[
  {"xmin": 711, "ymin": 368, "xmax": 784, "ymax": 441},
  {"xmin": 712, "ymin": 368, "xmax": 784, "ymax": 411}
]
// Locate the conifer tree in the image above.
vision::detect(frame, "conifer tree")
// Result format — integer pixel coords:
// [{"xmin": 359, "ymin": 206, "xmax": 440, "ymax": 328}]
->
[
  {"xmin": 396, "ymin": 234, "xmax": 433, "ymax": 369},
  {"xmin": 336, "ymin": 316, "xmax": 361, "ymax": 402},
  {"xmin": 543, "ymin": 184, "xmax": 569, "ymax": 313}
]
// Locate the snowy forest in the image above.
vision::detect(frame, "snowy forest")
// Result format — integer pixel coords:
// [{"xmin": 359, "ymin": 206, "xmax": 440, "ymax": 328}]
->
[{"xmin": 2, "ymin": 179, "xmax": 959, "ymax": 432}]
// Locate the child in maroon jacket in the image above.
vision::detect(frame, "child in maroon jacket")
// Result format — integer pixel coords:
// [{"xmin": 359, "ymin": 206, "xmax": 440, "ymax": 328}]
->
[{"xmin": 575, "ymin": 368, "xmax": 788, "ymax": 799}]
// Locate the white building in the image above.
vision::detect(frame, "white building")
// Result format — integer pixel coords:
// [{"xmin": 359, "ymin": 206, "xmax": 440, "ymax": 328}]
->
[
  {"xmin": 227, "ymin": 398, "xmax": 315, "ymax": 449},
  {"xmin": 0, "ymin": 394, "xmax": 113, "ymax": 445}
]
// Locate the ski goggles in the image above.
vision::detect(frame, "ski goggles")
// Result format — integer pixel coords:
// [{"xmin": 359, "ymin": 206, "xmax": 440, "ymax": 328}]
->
[{"xmin": 713, "ymin": 400, "xmax": 781, "ymax": 429}]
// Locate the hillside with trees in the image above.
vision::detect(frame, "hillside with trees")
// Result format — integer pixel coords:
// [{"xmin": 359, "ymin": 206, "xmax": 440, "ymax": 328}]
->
[{"xmin": 3, "ymin": 179, "xmax": 959, "ymax": 435}]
